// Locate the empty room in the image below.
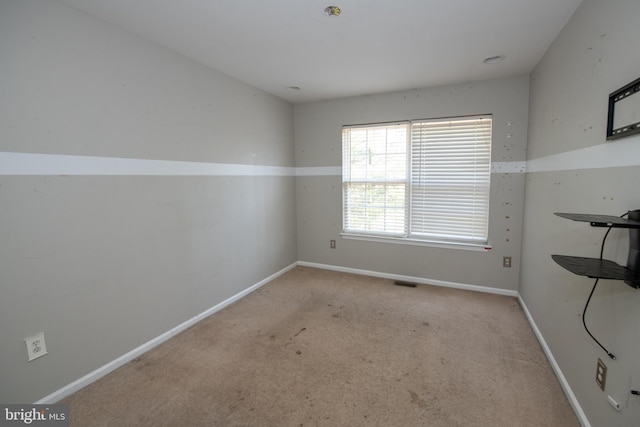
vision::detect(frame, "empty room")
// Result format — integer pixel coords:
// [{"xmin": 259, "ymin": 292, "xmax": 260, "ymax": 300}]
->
[{"xmin": 1, "ymin": 0, "xmax": 639, "ymax": 426}]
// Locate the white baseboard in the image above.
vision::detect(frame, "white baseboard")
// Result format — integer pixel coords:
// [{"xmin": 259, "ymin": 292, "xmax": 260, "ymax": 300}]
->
[
  {"xmin": 36, "ymin": 260, "xmax": 589, "ymax": 427},
  {"xmin": 297, "ymin": 261, "xmax": 518, "ymax": 297},
  {"xmin": 299, "ymin": 261, "xmax": 589, "ymax": 426},
  {"xmin": 36, "ymin": 262, "xmax": 298, "ymax": 404},
  {"xmin": 517, "ymin": 296, "xmax": 591, "ymax": 427}
]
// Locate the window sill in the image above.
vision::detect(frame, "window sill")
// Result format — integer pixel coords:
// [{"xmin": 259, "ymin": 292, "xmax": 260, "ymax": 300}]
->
[{"xmin": 340, "ymin": 233, "xmax": 492, "ymax": 252}]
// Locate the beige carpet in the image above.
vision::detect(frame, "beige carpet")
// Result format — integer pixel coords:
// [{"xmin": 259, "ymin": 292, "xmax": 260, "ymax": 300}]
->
[{"xmin": 63, "ymin": 267, "xmax": 579, "ymax": 426}]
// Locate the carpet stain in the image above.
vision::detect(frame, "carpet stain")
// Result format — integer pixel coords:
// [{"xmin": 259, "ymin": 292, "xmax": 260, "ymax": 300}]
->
[
  {"xmin": 131, "ymin": 356, "xmax": 151, "ymax": 371},
  {"xmin": 408, "ymin": 390, "xmax": 428, "ymax": 408}
]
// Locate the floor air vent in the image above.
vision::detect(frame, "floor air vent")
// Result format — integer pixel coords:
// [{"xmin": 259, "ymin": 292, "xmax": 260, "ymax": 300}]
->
[{"xmin": 394, "ymin": 280, "xmax": 417, "ymax": 288}]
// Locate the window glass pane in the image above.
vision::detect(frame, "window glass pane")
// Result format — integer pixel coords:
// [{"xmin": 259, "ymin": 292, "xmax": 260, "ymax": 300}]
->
[
  {"xmin": 410, "ymin": 116, "xmax": 492, "ymax": 244},
  {"xmin": 343, "ymin": 123, "xmax": 409, "ymax": 235},
  {"xmin": 343, "ymin": 183, "xmax": 406, "ymax": 234},
  {"xmin": 342, "ymin": 115, "xmax": 491, "ymax": 245}
]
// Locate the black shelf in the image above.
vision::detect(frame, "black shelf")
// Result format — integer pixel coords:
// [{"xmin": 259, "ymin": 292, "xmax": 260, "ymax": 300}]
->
[
  {"xmin": 552, "ymin": 210, "xmax": 640, "ymax": 359},
  {"xmin": 551, "ymin": 255, "xmax": 640, "ymax": 287},
  {"xmin": 554, "ymin": 212, "xmax": 640, "ymax": 229},
  {"xmin": 553, "ymin": 210, "xmax": 640, "ymax": 289}
]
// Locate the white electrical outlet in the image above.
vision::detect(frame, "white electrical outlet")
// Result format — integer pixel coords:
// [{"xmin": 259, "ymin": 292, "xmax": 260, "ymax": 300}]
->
[{"xmin": 25, "ymin": 333, "xmax": 48, "ymax": 361}]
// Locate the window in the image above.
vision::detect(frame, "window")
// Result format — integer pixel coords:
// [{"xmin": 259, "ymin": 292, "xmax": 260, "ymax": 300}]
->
[{"xmin": 342, "ymin": 115, "xmax": 492, "ymax": 247}]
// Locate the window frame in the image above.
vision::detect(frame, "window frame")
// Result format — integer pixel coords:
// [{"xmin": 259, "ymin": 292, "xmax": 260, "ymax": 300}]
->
[
  {"xmin": 341, "ymin": 114, "xmax": 493, "ymax": 252},
  {"xmin": 341, "ymin": 121, "xmax": 410, "ymax": 238}
]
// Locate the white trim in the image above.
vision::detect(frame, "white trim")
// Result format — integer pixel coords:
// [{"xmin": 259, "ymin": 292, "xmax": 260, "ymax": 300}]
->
[
  {"xmin": 0, "ymin": 152, "xmax": 295, "ymax": 176},
  {"xmin": 517, "ymin": 295, "xmax": 591, "ymax": 427},
  {"xmin": 34, "ymin": 260, "xmax": 588, "ymax": 427},
  {"xmin": 340, "ymin": 232, "xmax": 492, "ymax": 252},
  {"xmin": 296, "ymin": 261, "xmax": 517, "ymax": 297},
  {"xmin": 34, "ymin": 262, "xmax": 297, "ymax": 404}
]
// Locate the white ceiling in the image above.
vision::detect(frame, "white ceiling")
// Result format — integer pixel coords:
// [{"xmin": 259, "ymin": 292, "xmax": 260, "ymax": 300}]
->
[{"xmin": 59, "ymin": 0, "xmax": 583, "ymax": 103}]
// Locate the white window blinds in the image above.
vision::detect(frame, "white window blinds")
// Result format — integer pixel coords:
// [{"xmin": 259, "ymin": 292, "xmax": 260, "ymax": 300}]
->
[
  {"xmin": 342, "ymin": 115, "xmax": 492, "ymax": 246},
  {"xmin": 342, "ymin": 123, "xmax": 409, "ymax": 236},
  {"xmin": 410, "ymin": 116, "xmax": 492, "ymax": 244}
]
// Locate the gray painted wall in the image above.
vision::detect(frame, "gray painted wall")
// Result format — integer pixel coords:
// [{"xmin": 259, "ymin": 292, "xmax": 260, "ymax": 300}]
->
[
  {"xmin": 294, "ymin": 76, "xmax": 529, "ymax": 291},
  {"xmin": 4, "ymin": 0, "xmax": 639, "ymax": 423},
  {"xmin": 0, "ymin": 0, "xmax": 296, "ymax": 403},
  {"xmin": 521, "ymin": 0, "xmax": 640, "ymax": 425}
]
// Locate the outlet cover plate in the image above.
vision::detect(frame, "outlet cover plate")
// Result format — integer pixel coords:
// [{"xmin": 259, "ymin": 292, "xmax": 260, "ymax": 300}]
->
[
  {"xmin": 596, "ymin": 358, "xmax": 607, "ymax": 391},
  {"xmin": 25, "ymin": 333, "xmax": 48, "ymax": 361}
]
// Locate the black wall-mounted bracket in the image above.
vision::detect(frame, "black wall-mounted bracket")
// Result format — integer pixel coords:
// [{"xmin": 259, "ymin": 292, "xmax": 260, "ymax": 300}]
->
[
  {"xmin": 551, "ymin": 210, "xmax": 640, "ymax": 359},
  {"xmin": 607, "ymin": 77, "xmax": 640, "ymax": 141},
  {"xmin": 552, "ymin": 210, "xmax": 640, "ymax": 289}
]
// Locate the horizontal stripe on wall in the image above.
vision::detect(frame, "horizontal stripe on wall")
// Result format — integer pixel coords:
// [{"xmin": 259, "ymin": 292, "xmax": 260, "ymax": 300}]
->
[
  {"xmin": 526, "ymin": 137, "xmax": 640, "ymax": 172},
  {"xmin": 491, "ymin": 161, "xmax": 526, "ymax": 173},
  {"xmin": 2, "ymin": 140, "xmax": 639, "ymax": 177},
  {"xmin": 0, "ymin": 152, "xmax": 523, "ymax": 176},
  {"xmin": 0, "ymin": 152, "xmax": 295, "ymax": 177},
  {"xmin": 295, "ymin": 166, "xmax": 342, "ymax": 176}
]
